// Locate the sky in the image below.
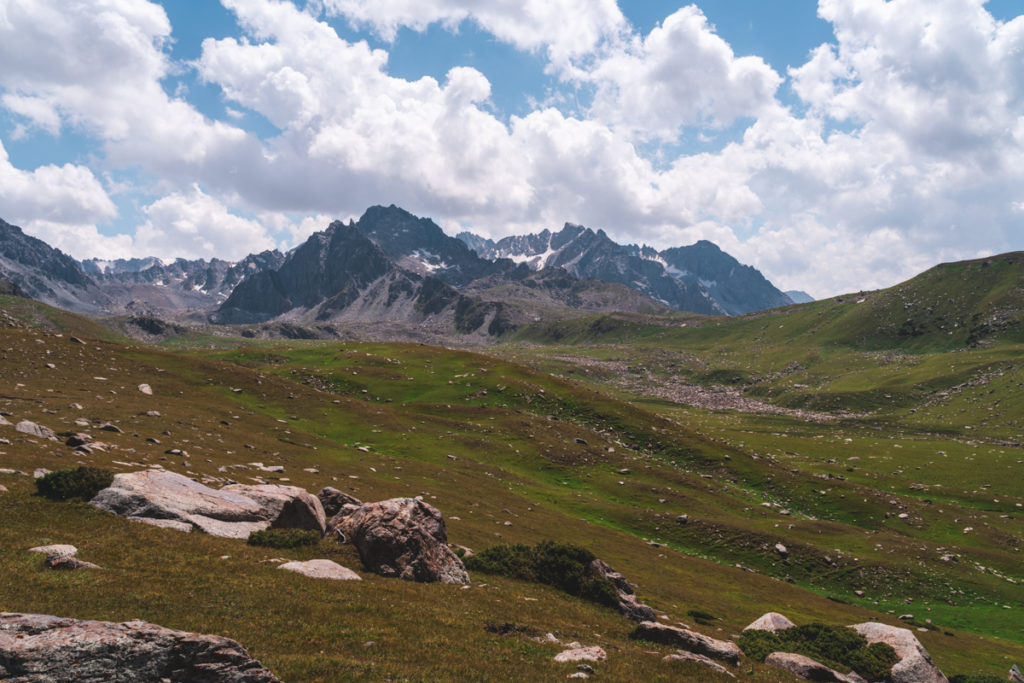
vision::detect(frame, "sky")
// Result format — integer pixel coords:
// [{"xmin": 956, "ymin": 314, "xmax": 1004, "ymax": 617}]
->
[{"xmin": 0, "ymin": 1, "xmax": 1022, "ymax": 297}]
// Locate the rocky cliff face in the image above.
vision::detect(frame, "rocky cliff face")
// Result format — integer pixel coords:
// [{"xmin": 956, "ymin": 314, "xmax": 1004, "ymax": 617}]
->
[
  {"xmin": 215, "ymin": 220, "xmax": 505, "ymax": 332},
  {"xmin": 0, "ymin": 218, "xmax": 109, "ymax": 313},
  {"xmin": 659, "ymin": 241, "xmax": 792, "ymax": 315},
  {"xmin": 356, "ymin": 205, "xmax": 505, "ymax": 286}
]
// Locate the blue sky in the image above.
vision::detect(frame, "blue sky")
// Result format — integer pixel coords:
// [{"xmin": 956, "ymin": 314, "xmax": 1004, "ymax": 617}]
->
[{"xmin": 0, "ymin": 0, "xmax": 1022, "ymax": 296}]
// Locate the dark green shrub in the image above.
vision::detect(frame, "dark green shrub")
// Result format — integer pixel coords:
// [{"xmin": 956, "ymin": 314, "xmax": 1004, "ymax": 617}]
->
[
  {"xmin": 465, "ymin": 540, "xmax": 619, "ymax": 609},
  {"xmin": 35, "ymin": 467, "xmax": 114, "ymax": 501},
  {"xmin": 737, "ymin": 623, "xmax": 897, "ymax": 682},
  {"xmin": 949, "ymin": 676, "xmax": 1004, "ymax": 683},
  {"xmin": 687, "ymin": 609, "xmax": 717, "ymax": 625},
  {"xmin": 247, "ymin": 528, "xmax": 321, "ymax": 549}
]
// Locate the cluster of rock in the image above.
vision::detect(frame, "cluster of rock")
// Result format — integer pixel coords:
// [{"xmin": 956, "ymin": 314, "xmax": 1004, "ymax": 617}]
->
[
  {"xmin": 28, "ymin": 544, "xmax": 101, "ymax": 571},
  {"xmin": 742, "ymin": 612, "xmax": 949, "ymax": 683},
  {"xmin": 0, "ymin": 612, "xmax": 280, "ymax": 682},
  {"xmin": 87, "ymin": 470, "xmax": 469, "ymax": 585}
]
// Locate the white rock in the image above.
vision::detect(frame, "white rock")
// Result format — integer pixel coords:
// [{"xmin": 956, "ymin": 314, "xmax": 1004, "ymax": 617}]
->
[
  {"xmin": 138, "ymin": 384, "xmax": 153, "ymax": 395},
  {"xmin": 278, "ymin": 559, "xmax": 361, "ymax": 581},
  {"xmin": 554, "ymin": 646, "xmax": 606, "ymax": 663}
]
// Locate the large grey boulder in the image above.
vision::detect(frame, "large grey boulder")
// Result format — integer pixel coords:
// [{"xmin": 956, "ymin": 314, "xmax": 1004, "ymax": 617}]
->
[
  {"xmin": 221, "ymin": 484, "xmax": 326, "ymax": 535},
  {"xmin": 587, "ymin": 558, "xmax": 656, "ymax": 622},
  {"xmin": 90, "ymin": 470, "xmax": 322, "ymax": 539},
  {"xmin": 851, "ymin": 622, "xmax": 947, "ymax": 683},
  {"xmin": 744, "ymin": 612, "xmax": 796, "ymax": 632},
  {"xmin": 0, "ymin": 612, "xmax": 279, "ymax": 682},
  {"xmin": 765, "ymin": 652, "xmax": 866, "ymax": 682},
  {"xmin": 333, "ymin": 497, "xmax": 469, "ymax": 584},
  {"xmin": 15, "ymin": 421, "xmax": 58, "ymax": 441},
  {"xmin": 631, "ymin": 621, "xmax": 741, "ymax": 665},
  {"xmin": 317, "ymin": 486, "xmax": 362, "ymax": 517}
]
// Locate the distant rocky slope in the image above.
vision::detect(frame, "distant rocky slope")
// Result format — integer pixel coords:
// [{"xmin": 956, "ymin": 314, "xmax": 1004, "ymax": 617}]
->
[
  {"xmin": 460, "ymin": 225, "xmax": 793, "ymax": 315},
  {"xmin": 0, "ymin": 218, "xmax": 109, "ymax": 314},
  {"xmin": 0, "ymin": 207, "xmax": 801, "ymax": 332},
  {"xmin": 82, "ymin": 251, "xmax": 285, "ymax": 315},
  {"xmin": 215, "ymin": 220, "xmax": 511, "ymax": 335}
]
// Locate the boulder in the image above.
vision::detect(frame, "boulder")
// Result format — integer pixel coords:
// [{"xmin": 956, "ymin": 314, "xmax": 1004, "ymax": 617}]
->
[
  {"xmin": 631, "ymin": 622, "xmax": 741, "ymax": 665},
  {"xmin": 138, "ymin": 383, "xmax": 153, "ymax": 395},
  {"xmin": 221, "ymin": 484, "xmax": 326, "ymax": 535},
  {"xmin": 851, "ymin": 622, "xmax": 947, "ymax": 683},
  {"xmin": 765, "ymin": 652, "xmax": 865, "ymax": 682},
  {"xmin": 15, "ymin": 421, "xmax": 58, "ymax": 441},
  {"xmin": 333, "ymin": 498, "xmax": 469, "ymax": 584},
  {"xmin": 1010, "ymin": 664, "xmax": 1023, "ymax": 683},
  {"xmin": 28, "ymin": 544, "xmax": 78, "ymax": 559},
  {"xmin": 663, "ymin": 650, "xmax": 735, "ymax": 678},
  {"xmin": 744, "ymin": 612, "xmax": 796, "ymax": 632},
  {"xmin": 553, "ymin": 646, "xmax": 606, "ymax": 663},
  {"xmin": 587, "ymin": 558, "xmax": 656, "ymax": 622},
  {"xmin": 0, "ymin": 415, "xmax": 10, "ymax": 426},
  {"xmin": 0, "ymin": 612, "xmax": 279, "ymax": 682},
  {"xmin": 317, "ymin": 486, "xmax": 362, "ymax": 517},
  {"xmin": 90, "ymin": 471, "xmax": 322, "ymax": 539},
  {"xmin": 278, "ymin": 559, "xmax": 361, "ymax": 581}
]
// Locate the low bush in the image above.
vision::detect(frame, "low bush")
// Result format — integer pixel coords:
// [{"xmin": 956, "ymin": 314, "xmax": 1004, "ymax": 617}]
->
[
  {"xmin": 949, "ymin": 676, "xmax": 1004, "ymax": 683},
  {"xmin": 466, "ymin": 540, "xmax": 619, "ymax": 608},
  {"xmin": 247, "ymin": 528, "xmax": 322, "ymax": 549},
  {"xmin": 737, "ymin": 623, "xmax": 898, "ymax": 682},
  {"xmin": 687, "ymin": 609, "xmax": 716, "ymax": 625},
  {"xmin": 35, "ymin": 467, "xmax": 114, "ymax": 501}
]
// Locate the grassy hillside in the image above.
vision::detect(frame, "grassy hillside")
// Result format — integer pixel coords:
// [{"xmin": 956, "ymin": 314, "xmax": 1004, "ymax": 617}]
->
[{"xmin": 1, "ymin": 255, "xmax": 1023, "ymax": 680}]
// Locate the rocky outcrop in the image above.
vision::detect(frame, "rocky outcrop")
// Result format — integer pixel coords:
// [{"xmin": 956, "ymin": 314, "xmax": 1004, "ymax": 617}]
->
[
  {"xmin": 317, "ymin": 486, "xmax": 362, "ymax": 518},
  {"xmin": 744, "ymin": 612, "xmax": 796, "ymax": 632},
  {"xmin": 0, "ymin": 612, "xmax": 279, "ymax": 681},
  {"xmin": 765, "ymin": 652, "xmax": 865, "ymax": 682},
  {"xmin": 1009, "ymin": 664, "xmax": 1023, "ymax": 682},
  {"xmin": 851, "ymin": 622, "xmax": 947, "ymax": 683},
  {"xmin": 90, "ymin": 470, "xmax": 324, "ymax": 539},
  {"xmin": 28, "ymin": 544, "xmax": 101, "ymax": 570},
  {"xmin": 631, "ymin": 621, "xmax": 741, "ymax": 665},
  {"xmin": 333, "ymin": 497, "xmax": 469, "ymax": 584},
  {"xmin": 586, "ymin": 558, "xmax": 656, "ymax": 622},
  {"xmin": 662, "ymin": 650, "xmax": 735, "ymax": 677},
  {"xmin": 221, "ymin": 484, "xmax": 326, "ymax": 535},
  {"xmin": 278, "ymin": 559, "xmax": 361, "ymax": 581}
]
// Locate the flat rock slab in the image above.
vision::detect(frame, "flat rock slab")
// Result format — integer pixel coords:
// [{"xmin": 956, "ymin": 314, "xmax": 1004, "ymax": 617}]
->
[
  {"xmin": 851, "ymin": 622, "xmax": 947, "ymax": 683},
  {"xmin": 765, "ymin": 652, "xmax": 865, "ymax": 682},
  {"xmin": 744, "ymin": 612, "xmax": 796, "ymax": 632},
  {"xmin": 90, "ymin": 471, "xmax": 325, "ymax": 539},
  {"xmin": 0, "ymin": 612, "xmax": 279, "ymax": 682},
  {"xmin": 663, "ymin": 650, "xmax": 735, "ymax": 678},
  {"xmin": 554, "ymin": 646, "xmax": 606, "ymax": 663},
  {"xmin": 278, "ymin": 559, "xmax": 361, "ymax": 580},
  {"xmin": 632, "ymin": 621, "xmax": 741, "ymax": 665}
]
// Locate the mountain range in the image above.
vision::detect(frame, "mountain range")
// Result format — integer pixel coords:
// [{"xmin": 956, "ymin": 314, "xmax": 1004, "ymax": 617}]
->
[{"xmin": 0, "ymin": 206, "xmax": 802, "ymax": 336}]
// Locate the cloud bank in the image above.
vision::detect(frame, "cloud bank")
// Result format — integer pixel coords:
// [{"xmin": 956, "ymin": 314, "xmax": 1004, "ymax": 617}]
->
[{"xmin": 0, "ymin": 0, "xmax": 1020, "ymax": 297}]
